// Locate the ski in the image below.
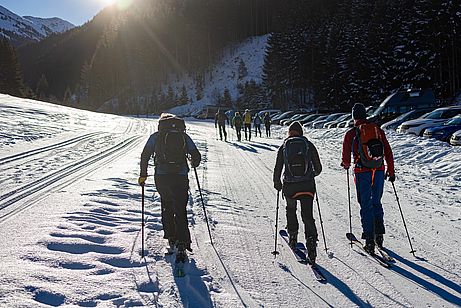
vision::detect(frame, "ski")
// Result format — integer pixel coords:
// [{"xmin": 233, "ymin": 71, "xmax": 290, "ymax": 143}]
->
[
  {"xmin": 279, "ymin": 230, "xmax": 327, "ymax": 282},
  {"xmin": 174, "ymin": 262, "xmax": 186, "ymax": 278},
  {"xmin": 346, "ymin": 233, "xmax": 391, "ymax": 268},
  {"xmin": 377, "ymin": 247, "xmax": 395, "ymax": 263}
]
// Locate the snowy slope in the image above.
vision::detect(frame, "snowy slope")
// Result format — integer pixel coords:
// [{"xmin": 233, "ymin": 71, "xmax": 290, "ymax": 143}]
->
[
  {"xmin": 0, "ymin": 5, "xmax": 74, "ymax": 43},
  {"xmin": 0, "ymin": 94, "xmax": 460, "ymax": 307},
  {"xmin": 169, "ymin": 35, "xmax": 269, "ymax": 116}
]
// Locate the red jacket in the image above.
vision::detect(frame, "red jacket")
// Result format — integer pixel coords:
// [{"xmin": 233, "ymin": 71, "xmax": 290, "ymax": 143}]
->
[{"xmin": 341, "ymin": 119, "xmax": 395, "ymax": 176}]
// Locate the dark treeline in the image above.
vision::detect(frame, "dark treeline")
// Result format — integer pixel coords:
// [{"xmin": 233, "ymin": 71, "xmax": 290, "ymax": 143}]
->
[
  {"xmin": 0, "ymin": 39, "xmax": 28, "ymax": 97},
  {"xmin": 18, "ymin": 0, "xmax": 283, "ymax": 112},
  {"xmin": 263, "ymin": 0, "xmax": 461, "ymax": 111}
]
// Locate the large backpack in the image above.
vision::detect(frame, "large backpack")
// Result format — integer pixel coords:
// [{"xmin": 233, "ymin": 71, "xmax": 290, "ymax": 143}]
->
[
  {"xmin": 234, "ymin": 116, "xmax": 243, "ymax": 127},
  {"xmin": 355, "ymin": 123, "xmax": 384, "ymax": 169},
  {"xmin": 155, "ymin": 116, "xmax": 187, "ymax": 173},
  {"xmin": 283, "ymin": 137, "xmax": 313, "ymax": 182}
]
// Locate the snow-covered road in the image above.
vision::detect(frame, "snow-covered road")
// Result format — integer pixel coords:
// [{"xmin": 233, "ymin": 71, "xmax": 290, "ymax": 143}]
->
[{"xmin": 0, "ymin": 95, "xmax": 460, "ymax": 307}]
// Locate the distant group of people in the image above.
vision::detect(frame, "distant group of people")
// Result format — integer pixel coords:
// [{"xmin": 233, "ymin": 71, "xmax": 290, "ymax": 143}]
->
[
  {"xmin": 139, "ymin": 103, "xmax": 395, "ymax": 266},
  {"xmin": 215, "ymin": 109, "xmax": 272, "ymax": 142}
]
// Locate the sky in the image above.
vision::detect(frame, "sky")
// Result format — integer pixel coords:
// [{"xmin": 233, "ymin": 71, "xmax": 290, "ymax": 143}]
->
[{"xmin": 0, "ymin": 0, "xmax": 110, "ymax": 26}]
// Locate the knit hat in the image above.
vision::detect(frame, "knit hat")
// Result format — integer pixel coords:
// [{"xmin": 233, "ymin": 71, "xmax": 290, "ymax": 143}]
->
[
  {"xmin": 352, "ymin": 103, "xmax": 367, "ymax": 120},
  {"xmin": 288, "ymin": 121, "xmax": 303, "ymax": 136}
]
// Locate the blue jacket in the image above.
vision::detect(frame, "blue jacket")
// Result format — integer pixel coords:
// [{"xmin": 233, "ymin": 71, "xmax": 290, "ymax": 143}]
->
[{"xmin": 140, "ymin": 131, "xmax": 201, "ymax": 176}]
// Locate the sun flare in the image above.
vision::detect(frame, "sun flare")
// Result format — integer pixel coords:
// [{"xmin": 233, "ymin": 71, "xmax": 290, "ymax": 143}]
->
[{"xmin": 102, "ymin": 0, "xmax": 133, "ymax": 10}]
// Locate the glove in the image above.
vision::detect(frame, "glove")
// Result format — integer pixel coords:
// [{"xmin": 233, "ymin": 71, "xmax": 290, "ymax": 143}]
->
[
  {"xmin": 274, "ymin": 181, "xmax": 282, "ymax": 191},
  {"xmin": 341, "ymin": 162, "xmax": 350, "ymax": 169},
  {"xmin": 138, "ymin": 176, "xmax": 147, "ymax": 186},
  {"xmin": 191, "ymin": 158, "xmax": 200, "ymax": 168},
  {"xmin": 386, "ymin": 172, "xmax": 395, "ymax": 183}
]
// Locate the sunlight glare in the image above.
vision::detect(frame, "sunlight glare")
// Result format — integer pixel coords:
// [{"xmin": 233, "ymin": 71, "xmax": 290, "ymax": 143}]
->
[{"xmin": 102, "ymin": 0, "xmax": 133, "ymax": 10}]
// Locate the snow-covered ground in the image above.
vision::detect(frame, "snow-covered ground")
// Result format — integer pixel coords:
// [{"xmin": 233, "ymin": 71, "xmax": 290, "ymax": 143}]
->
[{"xmin": 0, "ymin": 94, "xmax": 460, "ymax": 307}]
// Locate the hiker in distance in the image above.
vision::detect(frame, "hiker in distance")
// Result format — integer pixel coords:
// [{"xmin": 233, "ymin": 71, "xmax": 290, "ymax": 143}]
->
[
  {"xmin": 264, "ymin": 112, "xmax": 272, "ymax": 137},
  {"xmin": 233, "ymin": 111, "xmax": 243, "ymax": 142},
  {"xmin": 215, "ymin": 109, "xmax": 229, "ymax": 141},
  {"xmin": 243, "ymin": 109, "xmax": 252, "ymax": 141},
  {"xmin": 138, "ymin": 113, "xmax": 201, "ymax": 262},
  {"xmin": 341, "ymin": 103, "xmax": 395, "ymax": 254},
  {"xmin": 273, "ymin": 121, "xmax": 322, "ymax": 264},
  {"xmin": 254, "ymin": 113, "xmax": 263, "ymax": 137}
]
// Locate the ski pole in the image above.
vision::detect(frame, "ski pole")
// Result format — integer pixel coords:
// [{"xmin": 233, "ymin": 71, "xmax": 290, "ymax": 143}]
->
[
  {"xmin": 193, "ymin": 167, "xmax": 214, "ymax": 246},
  {"xmin": 314, "ymin": 186, "xmax": 329, "ymax": 254},
  {"xmin": 392, "ymin": 182, "xmax": 416, "ymax": 257},
  {"xmin": 272, "ymin": 191, "xmax": 280, "ymax": 257},
  {"xmin": 347, "ymin": 169, "xmax": 352, "ymax": 248},
  {"xmin": 141, "ymin": 184, "xmax": 145, "ymax": 257}
]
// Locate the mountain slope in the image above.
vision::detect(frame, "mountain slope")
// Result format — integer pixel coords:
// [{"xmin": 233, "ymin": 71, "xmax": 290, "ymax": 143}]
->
[{"xmin": 0, "ymin": 5, "xmax": 74, "ymax": 45}]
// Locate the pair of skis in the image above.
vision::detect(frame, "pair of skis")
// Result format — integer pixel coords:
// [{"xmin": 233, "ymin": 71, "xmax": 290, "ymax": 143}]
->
[
  {"xmin": 346, "ymin": 233, "xmax": 394, "ymax": 268},
  {"xmin": 279, "ymin": 230, "xmax": 326, "ymax": 282}
]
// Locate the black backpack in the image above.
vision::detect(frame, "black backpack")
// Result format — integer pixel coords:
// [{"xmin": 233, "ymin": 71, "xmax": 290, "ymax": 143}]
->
[
  {"xmin": 155, "ymin": 116, "xmax": 187, "ymax": 173},
  {"xmin": 283, "ymin": 137, "xmax": 313, "ymax": 182}
]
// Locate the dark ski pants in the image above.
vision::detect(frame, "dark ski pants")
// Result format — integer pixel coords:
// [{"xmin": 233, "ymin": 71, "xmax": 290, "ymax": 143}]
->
[
  {"xmin": 154, "ymin": 174, "xmax": 191, "ymax": 245},
  {"xmin": 265, "ymin": 124, "xmax": 271, "ymax": 137},
  {"xmin": 218, "ymin": 124, "xmax": 227, "ymax": 141},
  {"xmin": 254, "ymin": 124, "xmax": 262, "ymax": 137},
  {"xmin": 244, "ymin": 123, "xmax": 251, "ymax": 141},
  {"xmin": 235, "ymin": 126, "xmax": 242, "ymax": 141},
  {"xmin": 285, "ymin": 196, "xmax": 318, "ymax": 242},
  {"xmin": 355, "ymin": 170, "xmax": 385, "ymax": 240}
]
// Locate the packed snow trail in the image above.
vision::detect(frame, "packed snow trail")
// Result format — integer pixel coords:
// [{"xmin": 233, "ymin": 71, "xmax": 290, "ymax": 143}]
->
[{"xmin": 0, "ymin": 95, "xmax": 460, "ymax": 307}]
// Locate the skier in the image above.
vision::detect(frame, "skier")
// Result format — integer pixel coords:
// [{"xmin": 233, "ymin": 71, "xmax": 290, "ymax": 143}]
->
[
  {"xmin": 215, "ymin": 109, "xmax": 229, "ymax": 141},
  {"xmin": 233, "ymin": 112, "xmax": 243, "ymax": 142},
  {"xmin": 273, "ymin": 121, "xmax": 322, "ymax": 264},
  {"xmin": 263, "ymin": 112, "xmax": 271, "ymax": 137},
  {"xmin": 341, "ymin": 103, "xmax": 395, "ymax": 254},
  {"xmin": 254, "ymin": 113, "xmax": 262, "ymax": 137},
  {"xmin": 138, "ymin": 113, "xmax": 201, "ymax": 262},
  {"xmin": 243, "ymin": 109, "xmax": 252, "ymax": 141}
]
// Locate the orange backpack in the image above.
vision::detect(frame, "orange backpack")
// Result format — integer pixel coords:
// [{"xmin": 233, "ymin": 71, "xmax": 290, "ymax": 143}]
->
[{"xmin": 355, "ymin": 123, "xmax": 384, "ymax": 169}]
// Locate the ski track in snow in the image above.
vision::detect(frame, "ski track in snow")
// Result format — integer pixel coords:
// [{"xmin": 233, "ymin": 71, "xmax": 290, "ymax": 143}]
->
[{"xmin": 0, "ymin": 94, "xmax": 460, "ymax": 307}]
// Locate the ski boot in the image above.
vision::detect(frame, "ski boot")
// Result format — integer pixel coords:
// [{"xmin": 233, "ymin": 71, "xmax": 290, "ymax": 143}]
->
[
  {"xmin": 364, "ymin": 238, "xmax": 375, "ymax": 255},
  {"xmin": 375, "ymin": 234, "xmax": 384, "ymax": 249},
  {"xmin": 306, "ymin": 237, "xmax": 317, "ymax": 265},
  {"xmin": 288, "ymin": 233, "xmax": 297, "ymax": 250},
  {"xmin": 175, "ymin": 242, "xmax": 187, "ymax": 263}
]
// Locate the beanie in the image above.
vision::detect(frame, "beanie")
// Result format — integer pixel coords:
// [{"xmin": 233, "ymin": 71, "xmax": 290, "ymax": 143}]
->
[
  {"xmin": 352, "ymin": 103, "xmax": 367, "ymax": 120},
  {"xmin": 288, "ymin": 121, "xmax": 303, "ymax": 136}
]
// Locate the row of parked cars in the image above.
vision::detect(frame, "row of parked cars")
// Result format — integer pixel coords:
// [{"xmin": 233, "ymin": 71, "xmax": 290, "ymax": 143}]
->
[{"xmin": 266, "ymin": 89, "xmax": 461, "ymax": 146}]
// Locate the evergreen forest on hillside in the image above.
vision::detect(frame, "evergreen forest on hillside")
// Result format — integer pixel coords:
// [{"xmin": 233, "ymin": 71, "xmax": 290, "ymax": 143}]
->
[{"xmin": 4, "ymin": 0, "xmax": 460, "ymax": 113}]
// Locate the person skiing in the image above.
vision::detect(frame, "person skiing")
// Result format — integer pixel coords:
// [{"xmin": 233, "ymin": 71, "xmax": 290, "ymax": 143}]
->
[
  {"xmin": 341, "ymin": 103, "xmax": 395, "ymax": 254},
  {"xmin": 263, "ymin": 112, "xmax": 271, "ymax": 137},
  {"xmin": 273, "ymin": 121, "xmax": 322, "ymax": 264},
  {"xmin": 243, "ymin": 109, "xmax": 252, "ymax": 141},
  {"xmin": 233, "ymin": 111, "xmax": 243, "ymax": 142},
  {"xmin": 138, "ymin": 113, "xmax": 201, "ymax": 263},
  {"xmin": 254, "ymin": 113, "xmax": 262, "ymax": 137},
  {"xmin": 215, "ymin": 109, "xmax": 229, "ymax": 141}
]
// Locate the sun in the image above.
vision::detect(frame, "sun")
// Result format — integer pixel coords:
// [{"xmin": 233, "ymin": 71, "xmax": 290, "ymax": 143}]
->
[{"xmin": 102, "ymin": 0, "xmax": 133, "ymax": 10}]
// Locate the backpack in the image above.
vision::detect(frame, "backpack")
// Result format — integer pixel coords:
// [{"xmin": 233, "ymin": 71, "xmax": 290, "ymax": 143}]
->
[
  {"xmin": 155, "ymin": 116, "xmax": 187, "ymax": 173},
  {"xmin": 244, "ymin": 112, "xmax": 251, "ymax": 124},
  {"xmin": 283, "ymin": 137, "xmax": 313, "ymax": 182},
  {"xmin": 234, "ymin": 116, "xmax": 242, "ymax": 127},
  {"xmin": 355, "ymin": 123, "xmax": 384, "ymax": 169}
]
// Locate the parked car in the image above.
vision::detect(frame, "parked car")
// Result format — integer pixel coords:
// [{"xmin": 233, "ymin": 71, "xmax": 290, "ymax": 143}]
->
[
  {"xmin": 281, "ymin": 113, "xmax": 310, "ymax": 126},
  {"xmin": 257, "ymin": 109, "xmax": 281, "ymax": 118},
  {"xmin": 325, "ymin": 114, "xmax": 351, "ymax": 128},
  {"xmin": 449, "ymin": 130, "xmax": 461, "ymax": 146},
  {"xmin": 423, "ymin": 116, "xmax": 461, "ymax": 141},
  {"xmin": 304, "ymin": 115, "xmax": 328, "ymax": 128},
  {"xmin": 397, "ymin": 106, "xmax": 461, "ymax": 136},
  {"xmin": 337, "ymin": 114, "xmax": 353, "ymax": 128},
  {"xmin": 312, "ymin": 113, "xmax": 347, "ymax": 128},
  {"xmin": 271, "ymin": 111, "xmax": 297, "ymax": 124},
  {"xmin": 368, "ymin": 88, "xmax": 437, "ymax": 126},
  {"xmin": 381, "ymin": 107, "xmax": 436, "ymax": 130},
  {"xmin": 299, "ymin": 114, "xmax": 325, "ymax": 125}
]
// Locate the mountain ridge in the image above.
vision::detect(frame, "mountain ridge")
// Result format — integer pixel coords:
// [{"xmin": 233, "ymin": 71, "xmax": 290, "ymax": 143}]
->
[{"xmin": 0, "ymin": 5, "xmax": 74, "ymax": 45}]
